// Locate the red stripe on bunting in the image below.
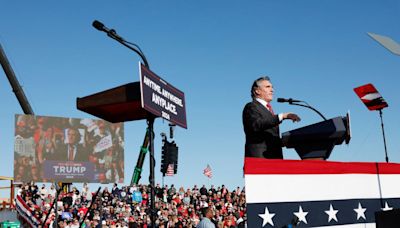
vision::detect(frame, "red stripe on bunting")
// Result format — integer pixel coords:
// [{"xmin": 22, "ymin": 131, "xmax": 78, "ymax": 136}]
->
[
  {"xmin": 244, "ymin": 157, "xmax": 400, "ymax": 175},
  {"xmin": 17, "ymin": 195, "xmax": 31, "ymax": 212}
]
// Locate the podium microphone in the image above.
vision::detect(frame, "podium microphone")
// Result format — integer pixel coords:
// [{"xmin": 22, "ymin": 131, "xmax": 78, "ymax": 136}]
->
[
  {"xmin": 92, "ymin": 20, "xmax": 124, "ymax": 41},
  {"xmin": 278, "ymin": 97, "xmax": 327, "ymax": 120},
  {"xmin": 277, "ymin": 98, "xmax": 302, "ymax": 103},
  {"xmin": 92, "ymin": 20, "xmax": 107, "ymax": 32}
]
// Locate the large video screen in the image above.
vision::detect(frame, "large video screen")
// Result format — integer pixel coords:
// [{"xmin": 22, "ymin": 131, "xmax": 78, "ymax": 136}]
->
[{"xmin": 14, "ymin": 114, "xmax": 124, "ymax": 183}]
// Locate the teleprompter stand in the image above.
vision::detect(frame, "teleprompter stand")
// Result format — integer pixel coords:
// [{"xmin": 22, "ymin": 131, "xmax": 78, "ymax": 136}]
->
[
  {"xmin": 77, "ymin": 20, "xmax": 158, "ymax": 227},
  {"xmin": 77, "ymin": 75, "xmax": 158, "ymax": 227}
]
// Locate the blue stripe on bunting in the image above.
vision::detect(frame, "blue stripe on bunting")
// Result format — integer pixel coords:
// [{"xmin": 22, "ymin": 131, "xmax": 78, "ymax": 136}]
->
[
  {"xmin": 15, "ymin": 202, "xmax": 39, "ymax": 227},
  {"xmin": 247, "ymin": 198, "xmax": 400, "ymax": 227}
]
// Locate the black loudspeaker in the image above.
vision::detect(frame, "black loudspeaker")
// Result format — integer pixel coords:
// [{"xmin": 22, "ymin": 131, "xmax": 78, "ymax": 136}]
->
[
  {"xmin": 375, "ymin": 209, "xmax": 400, "ymax": 228},
  {"xmin": 160, "ymin": 143, "xmax": 169, "ymax": 174},
  {"xmin": 160, "ymin": 140, "xmax": 179, "ymax": 174}
]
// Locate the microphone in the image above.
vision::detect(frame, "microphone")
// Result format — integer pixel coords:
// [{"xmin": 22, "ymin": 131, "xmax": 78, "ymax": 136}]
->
[
  {"xmin": 92, "ymin": 20, "xmax": 124, "ymax": 41},
  {"xmin": 277, "ymin": 98, "xmax": 302, "ymax": 103},
  {"xmin": 92, "ymin": 20, "xmax": 107, "ymax": 32}
]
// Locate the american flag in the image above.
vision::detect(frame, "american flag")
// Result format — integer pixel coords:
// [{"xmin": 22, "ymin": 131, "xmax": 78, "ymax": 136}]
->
[
  {"xmin": 245, "ymin": 158, "xmax": 400, "ymax": 227},
  {"xmin": 16, "ymin": 195, "xmax": 40, "ymax": 227},
  {"xmin": 203, "ymin": 164, "xmax": 212, "ymax": 178},
  {"xmin": 166, "ymin": 164, "xmax": 174, "ymax": 176}
]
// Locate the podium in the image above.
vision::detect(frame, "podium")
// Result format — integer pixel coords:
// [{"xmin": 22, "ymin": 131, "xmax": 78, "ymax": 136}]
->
[
  {"xmin": 375, "ymin": 209, "xmax": 400, "ymax": 228},
  {"xmin": 244, "ymin": 158, "xmax": 400, "ymax": 227},
  {"xmin": 76, "ymin": 82, "xmax": 150, "ymax": 123},
  {"xmin": 282, "ymin": 115, "xmax": 351, "ymax": 160}
]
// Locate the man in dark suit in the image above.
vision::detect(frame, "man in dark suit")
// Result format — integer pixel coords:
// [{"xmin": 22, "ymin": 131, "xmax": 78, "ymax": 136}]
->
[
  {"xmin": 242, "ymin": 76, "xmax": 301, "ymax": 159},
  {"xmin": 58, "ymin": 127, "xmax": 88, "ymax": 162}
]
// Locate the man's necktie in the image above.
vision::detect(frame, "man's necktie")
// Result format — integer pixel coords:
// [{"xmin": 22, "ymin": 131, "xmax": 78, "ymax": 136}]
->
[
  {"xmin": 69, "ymin": 146, "xmax": 74, "ymax": 161},
  {"xmin": 266, "ymin": 103, "xmax": 275, "ymax": 115}
]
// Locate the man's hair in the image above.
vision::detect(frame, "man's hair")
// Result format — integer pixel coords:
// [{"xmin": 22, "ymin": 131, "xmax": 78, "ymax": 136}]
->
[
  {"xmin": 251, "ymin": 76, "xmax": 271, "ymax": 99},
  {"xmin": 202, "ymin": 207, "xmax": 212, "ymax": 217},
  {"xmin": 67, "ymin": 127, "xmax": 82, "ymax": 143}
]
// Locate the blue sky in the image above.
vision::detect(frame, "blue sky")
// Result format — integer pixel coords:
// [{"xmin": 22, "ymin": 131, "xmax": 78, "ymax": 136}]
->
[{"xmin": 1, "ymin": 1, "xmax": 399, "ymax": 197}]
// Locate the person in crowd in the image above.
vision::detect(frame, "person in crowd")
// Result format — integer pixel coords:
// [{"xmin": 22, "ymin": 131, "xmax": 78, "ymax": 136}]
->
[
  {"xmin": 200, "ymin": 184, "xmax": 208, "ymax": 196},
  {"xmin": 197, "ymin": 207, "xmax": 216, "ymax": 228}
]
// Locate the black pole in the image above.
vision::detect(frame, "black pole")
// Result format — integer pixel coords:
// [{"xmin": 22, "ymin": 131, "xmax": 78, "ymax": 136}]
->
[
  {"xmin": 41, "ymin": 186, "xmax": 63, "ymax": 227},
  {"xmin": 379, "ymin": 109, "xmax": 389, "ymax": 163},
  {"xmin": 0, "ymin": 43, "xmax": 34, "ymax": 115},
  {"xmin": 148, "ymin": 117, "xmax": 156, "ymax": 228},
  {"xmin": 375, "ymin": 162, "xmax": 385, "ymax": 209},
  {"xmin": 79, "ymin": 187, "xmax": 101, "ymax": 228}
]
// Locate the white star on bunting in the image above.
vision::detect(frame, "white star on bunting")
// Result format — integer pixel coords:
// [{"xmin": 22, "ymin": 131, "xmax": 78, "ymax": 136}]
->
[
  {"xmin": 294, "ymin": 206, "xmax": 309, "ymax": 224},
  {"xmin": 354, "ymin": 203, "xmax": 367, "ymax": 220},
  {"xmin": 258, "ymin": 206, "xmax": 275, "ymax": 227},
  {"xmin": 382, "ymin": 202, "xmax": 393, "ymax": 211},
  {"xmin": 324, "ymin": 204, "xmax": 339, "ymax": 222}
]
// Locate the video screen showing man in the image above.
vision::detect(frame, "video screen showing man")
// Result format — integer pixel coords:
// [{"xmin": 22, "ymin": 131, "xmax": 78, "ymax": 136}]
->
[{"xmin": 14, "ymin": 115, "xmax": 124, "ymax": 183}]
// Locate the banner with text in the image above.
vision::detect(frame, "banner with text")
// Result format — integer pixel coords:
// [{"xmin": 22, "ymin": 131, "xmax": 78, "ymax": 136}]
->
[{"xmin": 139, "ymin": 63, "xmax": 187, "ymax": 128}]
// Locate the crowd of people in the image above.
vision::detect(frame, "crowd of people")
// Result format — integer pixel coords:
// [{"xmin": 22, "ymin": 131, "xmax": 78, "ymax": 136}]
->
[{"xmin": 16, "ymin": 182, "xmax": 246, "ymax": 228}]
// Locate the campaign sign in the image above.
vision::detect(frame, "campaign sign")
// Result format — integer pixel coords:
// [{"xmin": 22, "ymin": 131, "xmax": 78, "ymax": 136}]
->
[
  {"xmin": 354, "ymin": 83, "xmax": 388, "ymax": 111},
  {"xmin": 61, "ymin": 212, "xmax": 73, "ymax": 220},
  {"xmin": 94, "ymin": 135, "xmax": 113, "ymax": 153},
  {"xmin": 43, "ymin": 161, "xmax": 95, "ymax": 182},
  {"xmin": 133, "ymin": 191, "xmax": 143, "ymax": 203},
  {"xmin": 139, "ymin": 63, "xmax": 187, "ymax": 128}
]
